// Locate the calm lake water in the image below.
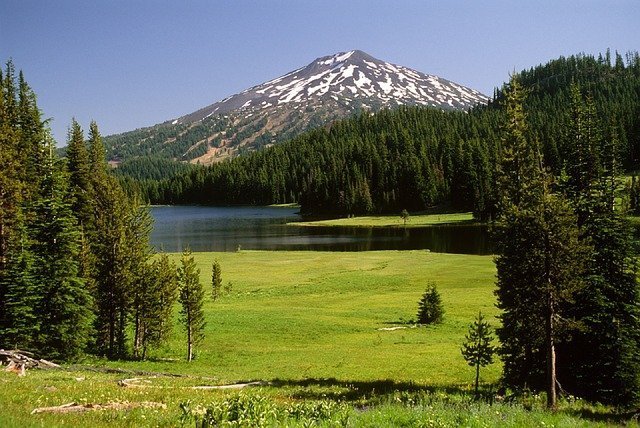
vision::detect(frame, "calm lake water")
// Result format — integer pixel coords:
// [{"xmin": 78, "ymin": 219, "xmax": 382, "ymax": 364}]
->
[{"xmin": 150, "ymin": 206, "xmax": 492, "ymax": 254}]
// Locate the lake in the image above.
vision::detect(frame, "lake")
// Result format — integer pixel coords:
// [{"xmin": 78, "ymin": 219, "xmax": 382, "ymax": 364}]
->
[{"xmin": 150, "ymin": 205, "xmax": 492, "ymax": 254}]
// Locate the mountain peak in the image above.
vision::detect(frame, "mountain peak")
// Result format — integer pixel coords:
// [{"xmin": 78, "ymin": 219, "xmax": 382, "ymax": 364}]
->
[
  {"xmin": 108, "ymin": 51, "xmax": 489, "ymax": 165},
  {"xmin": 314, "ymin": 50, "xmax": 374, "ymax": 66},
  {"xmin": 178, "ymin": 49, "xmax": 488, "ymax": 125}
]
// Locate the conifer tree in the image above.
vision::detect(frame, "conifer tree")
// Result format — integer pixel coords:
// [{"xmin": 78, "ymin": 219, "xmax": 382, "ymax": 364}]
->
[
  {"xmin": 2, "ymin": 223, "xmax": 38, "ymax": 349},
  {"xmin": 558, "ymin": 85, "xmax": 640, "ymax": 405},
  {"xmin": 90, "ymin": 158, "xmax": 134, "ymax": 358},
  {"xmin": 124, "ymin": 194, "xmax": 154, "ymax": 357},
  {"xmin": 66, "ymin": 119, "xmax": 93, "ymax": 229},
  {"xmin": 211, "ymin": 259, "xmax": 222, "ymax": 301},
  {"xmin": 30, "ymin": 138, "xmax": 94, "ymax": 360},
  {"xmin": 400, "ymin": 209, "xmax": 410, "ymax": 226},
  {"xmin": 0, "ymin": 62, "xmax": 27, "ymax": 337},
  {"xmin": 495, "ymin": 76, "xmax": 587, "ymax": 409},
  {"xmin": 17, "ymin": 71, "xmax": 45, "ymax": 197},
  {"xmin": 65, "ymin": 119, "xmax": 99, "ymax": 306},
  {"xmin": 461, "ymin": 312, "xmax": 495, "ymax": 399},
  {"xmin": 88, "ymin": 120, "xmax": 107, "ymax": 178},
  {"xmin": 133, "ymin": 253, "xmax": 178, "ymax": 359},
  {"xmin": 416, "ymin": 283, "xmax": 444, "ymax": 325},
  {"xmin": 81, "ymin": 120, "xmax": 152, "ymax": 359},
  {"xmin": 178, "ymin": 248, "xmax": 205, "ymax": 361}
]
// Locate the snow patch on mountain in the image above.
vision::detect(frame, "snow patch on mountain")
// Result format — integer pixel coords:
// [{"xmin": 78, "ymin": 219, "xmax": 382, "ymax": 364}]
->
[{"xmin": 176, "ymin": 50, "xmax": 488, "ymax": 126}]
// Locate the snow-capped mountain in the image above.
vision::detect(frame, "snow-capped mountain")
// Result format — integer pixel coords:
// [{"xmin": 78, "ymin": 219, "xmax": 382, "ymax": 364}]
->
[
  {"xmin": 178, "ymin": 50, "xmax": 487, "ymax": 124},
  {"xmin": 105, "ymin": 50, "xmax": 488, "ymax": 165}
]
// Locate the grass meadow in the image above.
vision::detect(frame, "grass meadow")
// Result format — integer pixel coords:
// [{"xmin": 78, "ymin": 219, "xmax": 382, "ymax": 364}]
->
[{"xmin": 1, "ymin": 251, "xmax": 635, "ymax": 426}]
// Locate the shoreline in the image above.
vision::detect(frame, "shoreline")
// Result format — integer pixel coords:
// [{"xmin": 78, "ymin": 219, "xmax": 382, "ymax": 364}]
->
[{"xmin": 288, "ymin": 212, "xmax": 476, "ymax": 228}]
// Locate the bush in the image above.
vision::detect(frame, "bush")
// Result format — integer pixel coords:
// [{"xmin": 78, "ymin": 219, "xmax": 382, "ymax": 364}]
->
[
  {"xmin": 180, "ymin": 393, "xmax": 351, "ymax": 427},
  {"xmin": 416, "ymin": 283, "xmax": 444, "ymax": 325}
]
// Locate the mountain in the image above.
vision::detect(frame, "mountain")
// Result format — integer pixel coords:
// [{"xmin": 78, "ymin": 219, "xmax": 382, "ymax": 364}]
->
[
  {"xmin": 104, "ymin": 50, "xmax": 489, "ymax": 165},
  {"xmin": 119, "ymin": 51, "xmax": 640, "ymax": 219}
]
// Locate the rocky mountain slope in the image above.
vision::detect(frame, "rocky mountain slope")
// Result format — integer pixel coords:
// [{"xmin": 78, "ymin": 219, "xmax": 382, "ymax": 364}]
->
[{"xmin": 104, "ymin": 50, "xmax": 489, "ymax": 165}]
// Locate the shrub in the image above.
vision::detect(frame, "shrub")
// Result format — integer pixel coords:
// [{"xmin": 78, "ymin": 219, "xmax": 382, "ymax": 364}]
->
[
  {"xmin": 180, "ymin": 393, "xmax": 350, "ymax": 427},
  {"xmin": 416, "ymin": 283, "xmax": 444, "ymax": 325}
]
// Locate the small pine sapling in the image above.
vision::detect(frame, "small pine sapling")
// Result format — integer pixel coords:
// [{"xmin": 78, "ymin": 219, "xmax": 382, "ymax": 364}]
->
[
  {"xmin": 400, "ymin": 209, "xmax": 410, "ymax": 226},
  {"xmin": 224, "ymin": 281, "xmax": 233, "ymax": 295},
  {"xmin": 416, "ymin": 283, "xmax": 444, "ymax": 325},
  {"xmin": 211, "ymin": 260, "xmax": 222, "ymax": 301},
  {"xmin": 461, "ymin": 311, "xmax": 496, "ymax": 399}
]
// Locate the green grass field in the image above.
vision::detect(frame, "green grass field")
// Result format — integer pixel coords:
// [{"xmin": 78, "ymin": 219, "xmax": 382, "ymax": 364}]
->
[
  {"xmin": 1, "ymin": 251, "xmax": 634, "ymax": 427},
  {"xmin": 290, "ymin": 212, "xmax": 475, "ymax": 228},
  {"xmin": 88, "ymin": 250, "xmax": 499, "ymax": 383}
]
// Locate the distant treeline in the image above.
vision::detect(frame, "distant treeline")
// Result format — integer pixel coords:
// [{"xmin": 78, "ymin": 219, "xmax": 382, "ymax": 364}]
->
[{"xmin": 119, "ymin": 51, "xmax": 640, "ymax": 219}]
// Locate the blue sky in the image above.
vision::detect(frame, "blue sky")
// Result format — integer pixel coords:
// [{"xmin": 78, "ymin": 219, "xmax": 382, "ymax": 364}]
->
[{"xmin": 1, "ymin": 1, "xmax": 638, "ymax": 145}]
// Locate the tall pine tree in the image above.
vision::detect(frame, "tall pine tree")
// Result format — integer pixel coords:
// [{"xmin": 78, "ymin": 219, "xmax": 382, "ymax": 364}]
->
[
  {"xmin": 65, "ymin": 119, "xmax": 94, "ymax": 229},
  {"xmin": 132, "ymin": 254, "xmax": 178, "ymax": 359},
  {"xmin": 558, "ymin": 85, "xmax": 640, "ymax": 405},
  {"xmin": 30, "ymin": 139, "xmax": 94, "ymax": 360},
  {"xmin": 495, "ymin": 77, "xmax": 587, "ymax": 408}
]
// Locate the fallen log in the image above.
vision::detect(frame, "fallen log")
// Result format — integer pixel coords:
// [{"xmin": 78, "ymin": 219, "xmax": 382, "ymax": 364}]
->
[
  {"xmin": 0, "ymin": 349, "xmax": 62, "ymax": 373},
  {"xmin": 5, "ymin": 360, "xmax": 26, "ymax": 376},
  {"xmin": 119, "ymin": 376, "xmax": 268, "ymax": 390},
  {"xmin": 31, "ymin": 401, "xmax": 166, "ymax": 414}
]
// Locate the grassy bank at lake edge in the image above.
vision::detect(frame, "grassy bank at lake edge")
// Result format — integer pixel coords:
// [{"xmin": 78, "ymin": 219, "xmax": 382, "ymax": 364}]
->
[{"xmin": 290, "ymin": 212, "xmax": 475, "ymax": 228}]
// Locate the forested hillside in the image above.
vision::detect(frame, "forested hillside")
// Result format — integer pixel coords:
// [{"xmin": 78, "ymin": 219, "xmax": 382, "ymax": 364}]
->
[
  {"xmin": 103, "ymin": 50, "xmax": 487, "ymax": 166},
  {"xmin": 122, "ymin": 51, "xmax": 640, "ymax": 218}
]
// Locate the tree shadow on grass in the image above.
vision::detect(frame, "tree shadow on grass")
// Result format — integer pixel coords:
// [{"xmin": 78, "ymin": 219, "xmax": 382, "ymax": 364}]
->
[
  {"xmin": 266, "ymin": 379, "xmax": 640, "ymax": 425},
  {"xmin": 268, "ymin": 378, "xmax": 468, "ymax": 402},
  {"xmin": 381, "ymin": 319, "xmax": 417, "ymax": 326},
  {"xmin": 566, "ymin": 408, "xmax": 639, "ymax": 425}
]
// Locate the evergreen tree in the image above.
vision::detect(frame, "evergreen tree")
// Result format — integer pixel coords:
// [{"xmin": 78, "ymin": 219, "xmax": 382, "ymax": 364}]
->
[
  {"xmin": 65, "ymin": 119, "xmax": 98, "ymax": 309},
  {"xmin": 30, "ymin": 139, "xmax": 94, "ymax": 360},
  {"xmin": 133, "ymin": 253, "xmax": 178, "ymax": 359},
  {"xmin": 178, "ymin": 248, "xmax": 205, "ymax": 361},
  {"xmin": 400, "ymin": 209, "xmax": 410, "ymax": 226},
  {"xmin": 211, "ymin": 259, "xmax": 222, "ymax": 301},
  {"xmin": 494, "ymin": 77, "xmax": 587, "ymax": 409},
  {"xmin": 416, "ymin": 283, "xmax": 444, "ymax": 325},
  {"xmin": 0, "ymin": 61, "xmax": 25, "ymax": 335},
  {"xmin": 90, "ymin": 167, "xmax": 134, "ymax": 358},
  {"xmin": 88, "ymin": 120, "xmax": 107, "ymax": 179},
  {"xmin": 558, "ymin": 86, "xmax": 640, "ymax": 405},
  {"xmin": 124, "ymin": 194, "xmax": 154, "ymax": 357},
  {"xmin": 2, "ymin": 222, "xmax": 38, "ymax": 349},
  {"xmin": 461, "ymin": 311, "xmax": 496, "ymax": 399},
  {"xmin": 0, "ymin": 62, "xmax": 81, "ymax": 355},
  {"xmin": 16, "ymin": 71, "xmax": 45, "ymax": 198},
  {"xmin": 65, "ymin": 119, "xmax": 93, "ymax": 229}
]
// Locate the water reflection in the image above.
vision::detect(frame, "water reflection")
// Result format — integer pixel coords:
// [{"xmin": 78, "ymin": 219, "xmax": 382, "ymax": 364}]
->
[{"xmin": 150, "ymin": 206, "xmax": 492, "ymax": 254}]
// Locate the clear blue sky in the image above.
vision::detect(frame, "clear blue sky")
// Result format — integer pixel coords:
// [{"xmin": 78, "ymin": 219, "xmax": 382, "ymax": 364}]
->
[{"xmin": 1, "ymin": 0, "xmax": 638, "ymax": 145}]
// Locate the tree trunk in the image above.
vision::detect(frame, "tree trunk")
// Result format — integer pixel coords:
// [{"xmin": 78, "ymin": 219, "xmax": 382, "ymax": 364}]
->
[
  {"xmin": 133, "ymin": 309, "xmax": 141, "ymax": 359},
  {"xmin": 474, "ymin": 362, "xmax": 480, "ymax": 399},
  {"xmin": 544, "ymin": 230, "xmax": 556, "ymax": 409},
  {"xmin": 187, "ymin": 324, "xmax": 192, "ymax": 362},
  {"xmin": 117, "ymin": 308, "xmax": 127, "ymax": 358},
  {"xmin": 108, "ymin": 306, "xmax": 115, "ymax": 358},
  {"xmin": 0, "ymin": 220, "xmax": 6, "ymax": 270},
  {"xmin": 546, "ymin": 290, "xmax": 557, "ymax": 409},
  {"xmin": 544, "ymin": 228, "xmax": 557, "ymax": 409}
]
